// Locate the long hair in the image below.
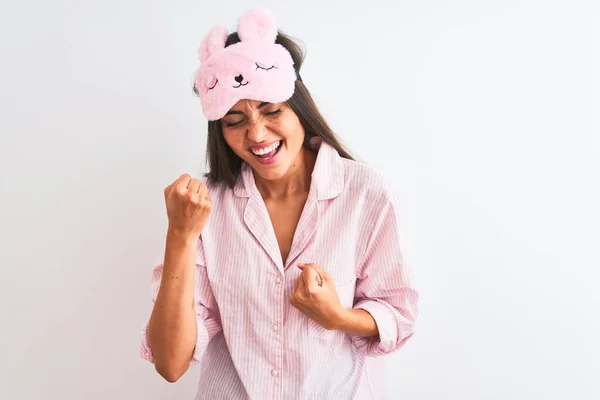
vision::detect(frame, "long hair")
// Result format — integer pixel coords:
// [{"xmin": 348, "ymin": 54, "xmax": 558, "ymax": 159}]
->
[{"xmin": 193, "ymin": 31, "xmax": 354, "ymax": 188}]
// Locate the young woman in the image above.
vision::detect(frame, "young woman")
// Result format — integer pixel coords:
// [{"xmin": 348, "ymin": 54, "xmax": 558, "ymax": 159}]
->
[{"xmin": 140, "ymin": 7, "xmax": 418, "ymax": 399}]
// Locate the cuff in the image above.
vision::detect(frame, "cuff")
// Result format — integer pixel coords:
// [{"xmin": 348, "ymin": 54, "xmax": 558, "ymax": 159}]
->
[
  {"xmin": 352, "ymin": 299, "xmax": 398, "ymax": 355},
  {"xmin": 139, "ymin": 321, "xmax": 155, "ymax": 363},
  {"xmin": 190, "ymin": 317, "xmax": 221, "ymax": 364},
  {"xmin": 139, "ymin": 316, "xmax": 221, "ymax": 365}
]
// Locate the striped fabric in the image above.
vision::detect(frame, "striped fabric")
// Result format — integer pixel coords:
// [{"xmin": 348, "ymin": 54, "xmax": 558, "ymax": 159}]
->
[{"xmin": 140, "ymin": 137, "xmax": 419, "ymax": 399}]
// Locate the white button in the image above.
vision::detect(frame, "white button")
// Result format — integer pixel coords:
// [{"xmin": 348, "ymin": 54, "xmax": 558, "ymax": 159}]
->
[
  {"xmin": 272, "ymin": 324, "xmax": 279, "ymax": 332},
  {"xmin": 271, "ymin": 369, "xmax": 279, "ymax": 377},
  {"xmin": 275, "ymin": 277, "xmax": 282, "ymax": 284}
]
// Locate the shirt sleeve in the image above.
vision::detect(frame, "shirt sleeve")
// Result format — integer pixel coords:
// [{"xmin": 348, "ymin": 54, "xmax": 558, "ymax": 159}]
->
[
  {"xmin": 139, "ymin": 237, "xmax": 222, "ymax": 365},
  {"xmin": 351, "ymin": 185, "xmax": 419, "ymax": 357}
]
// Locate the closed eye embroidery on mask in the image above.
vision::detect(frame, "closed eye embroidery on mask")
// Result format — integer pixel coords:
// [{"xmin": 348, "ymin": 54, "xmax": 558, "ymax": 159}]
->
[{"xmin": 255, "ymin": 63, "xmax": 277, "ymax": 71}]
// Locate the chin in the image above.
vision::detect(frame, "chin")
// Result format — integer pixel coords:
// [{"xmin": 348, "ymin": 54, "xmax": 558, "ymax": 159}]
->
[{"xmin": 253, "ymin": 163, "xmax": 290, "ymax": 181}]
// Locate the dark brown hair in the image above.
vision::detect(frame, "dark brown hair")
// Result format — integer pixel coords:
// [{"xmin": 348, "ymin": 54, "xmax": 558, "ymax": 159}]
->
[{"xmin": 193, "ymin": 31, "xmax": 354, "ymax": 188}]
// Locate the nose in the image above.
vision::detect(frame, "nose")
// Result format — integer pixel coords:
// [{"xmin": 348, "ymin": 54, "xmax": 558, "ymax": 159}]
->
[
  {"xmin": 247, "ymin": 119, "xmax": 268, "ymax": 142},
  {"xmin": 235, "ymin": 74, "xmax": 244, "ymax": 83}
]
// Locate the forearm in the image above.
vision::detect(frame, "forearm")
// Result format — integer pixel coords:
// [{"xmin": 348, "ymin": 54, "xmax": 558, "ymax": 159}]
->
[
  {"xmin": 148, "ymin": 229, "xmax": 198, "ymax": 381},
  {"xmin": 333, "ymin": 308, "xmax": 379, "ymax": 337}
]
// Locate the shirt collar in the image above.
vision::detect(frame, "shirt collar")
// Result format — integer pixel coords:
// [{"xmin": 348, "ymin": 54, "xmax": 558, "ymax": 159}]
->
[{"xmin": 233, "ymin": 136, "xmax": 345, "ymax": 200}]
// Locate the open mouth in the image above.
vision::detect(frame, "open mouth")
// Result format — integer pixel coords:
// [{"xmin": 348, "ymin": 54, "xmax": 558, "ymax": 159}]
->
[
  {"xmin": 249, "ymin": 140, "xmax": 283, "ymax": 164},
  {"xmin": 233, "ymin": 81, "xmax": 249, "ymax": 88}
]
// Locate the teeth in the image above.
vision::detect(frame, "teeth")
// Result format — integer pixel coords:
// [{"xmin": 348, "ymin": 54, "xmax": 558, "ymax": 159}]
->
[{"xmin": 252, "ymin": 141, "xmax": 280, "ymax": 156}]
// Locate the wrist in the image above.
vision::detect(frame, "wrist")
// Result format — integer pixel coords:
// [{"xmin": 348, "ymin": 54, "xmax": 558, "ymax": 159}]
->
[
  {"xmin": 166, "ymin": 227, "xmax": 200, "ymax": 245},
  {"xmin": 331, "ymin": 306, "xmax": 352, "ymax": 332}
]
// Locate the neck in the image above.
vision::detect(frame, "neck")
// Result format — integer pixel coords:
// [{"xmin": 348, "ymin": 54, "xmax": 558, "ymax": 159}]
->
[{"xmin": 253, "ymin": 147, "xmax": 317, "ymax": 200}]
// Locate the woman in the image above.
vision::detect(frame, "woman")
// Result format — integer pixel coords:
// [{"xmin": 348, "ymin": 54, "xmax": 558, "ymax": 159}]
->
[{"xmin": 140, "ymin": 7, "xmax": 418, "ymax": 399}]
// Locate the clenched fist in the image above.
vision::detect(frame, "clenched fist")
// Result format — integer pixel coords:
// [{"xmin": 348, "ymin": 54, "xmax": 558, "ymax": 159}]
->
[
  {"xmin": 290, "ymin": 263, "xmax": 344, "ymax": 330},
  {"xmin": 164, "ymin": 174, "xmax": 212, "ymax": 238}
]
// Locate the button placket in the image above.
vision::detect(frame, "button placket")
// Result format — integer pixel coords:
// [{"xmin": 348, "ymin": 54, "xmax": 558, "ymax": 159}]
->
[{"xmin": 271, "ymin": 272, "xmax": 284, "ymax": 389}]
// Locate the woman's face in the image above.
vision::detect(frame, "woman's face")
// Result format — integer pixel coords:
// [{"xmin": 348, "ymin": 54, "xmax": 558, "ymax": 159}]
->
[{"xmin": 220, "ymin": 99, "xmax": 306, "ymax": 181}]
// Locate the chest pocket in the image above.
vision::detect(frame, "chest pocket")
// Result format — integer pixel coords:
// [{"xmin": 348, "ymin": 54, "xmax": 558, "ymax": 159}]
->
[
  {"xmin": 307, "ymin": 279, "xmax": 356, "ymax": 340},
  {"xmin": 299, "ymin": 230, "xmax": 358, "ymax": 340}
]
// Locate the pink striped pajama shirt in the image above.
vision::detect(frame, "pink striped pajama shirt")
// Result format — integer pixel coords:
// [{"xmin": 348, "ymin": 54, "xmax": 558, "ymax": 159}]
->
[{"xmin": 140, "ymin": 137, "xmax": 418, "ymax": 399}]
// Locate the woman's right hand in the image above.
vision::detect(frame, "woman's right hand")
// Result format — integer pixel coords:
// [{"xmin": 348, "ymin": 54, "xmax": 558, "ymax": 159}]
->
[{"xmin": 164, "ymin": 174, "xmax": 212, "ymax": 238}]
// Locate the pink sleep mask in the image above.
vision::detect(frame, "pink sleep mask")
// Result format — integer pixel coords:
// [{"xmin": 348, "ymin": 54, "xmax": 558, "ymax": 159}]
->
[{"xmin": 194, "ymin": 7, "xmax": 298, "ymax": 121}]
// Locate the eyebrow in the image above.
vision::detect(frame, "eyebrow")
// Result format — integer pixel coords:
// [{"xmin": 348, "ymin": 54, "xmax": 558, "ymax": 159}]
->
[{"xmin": 225, "ymin": 102, "xmax": 270, "ymax": 116}]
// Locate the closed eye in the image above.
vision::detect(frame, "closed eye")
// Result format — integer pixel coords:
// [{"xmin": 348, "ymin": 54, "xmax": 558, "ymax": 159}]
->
[
  {"xmin": 225, "ymin": 109, "xmax": 280, "ymax": 127},
  {"xmin": 225, "ymin": 119, "xmax": 244, "ymax": 127},
  {"xmin": 255, "ymin": 63, "xmax": 276, "ymax": 71},
  {"xmin": 208, "ymin": 79, "xmax": 218, "ymax": 90}
]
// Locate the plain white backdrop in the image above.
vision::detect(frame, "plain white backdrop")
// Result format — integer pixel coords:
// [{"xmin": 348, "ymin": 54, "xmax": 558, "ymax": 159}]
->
[{"xmin": 0, "ymin": 0, "xmax": 598, "ymax": 399}]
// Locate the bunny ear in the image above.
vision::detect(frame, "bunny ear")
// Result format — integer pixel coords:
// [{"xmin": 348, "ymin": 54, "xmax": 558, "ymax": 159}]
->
[
  {"xmin": 198, "ymin": 25, "xmax": 228, "ymax": 62},
  {"xmin": 237, "ymin": 7, "xmax": 277, "ymax": 43}
]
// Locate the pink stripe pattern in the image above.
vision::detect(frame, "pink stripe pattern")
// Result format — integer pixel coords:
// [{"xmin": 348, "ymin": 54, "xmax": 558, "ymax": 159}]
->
[{"xmin": 140, "ymin": 138, "xmax": 419, "ymax": 399}]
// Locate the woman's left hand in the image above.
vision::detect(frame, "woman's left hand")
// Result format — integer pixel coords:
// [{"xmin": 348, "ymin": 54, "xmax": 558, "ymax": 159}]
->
[{"xmin": 289, "ymin": 263, "xmax": 345, "ymax": 330}]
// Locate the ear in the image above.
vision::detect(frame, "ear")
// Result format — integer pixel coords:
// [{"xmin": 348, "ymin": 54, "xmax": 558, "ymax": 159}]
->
[
  {"xmin": 199, "ymin": 25, "xmax": 228, "ymax": 62},
  {"xmin": 237, "ymin": 7, "xmax": 277, "ymax": 43}
]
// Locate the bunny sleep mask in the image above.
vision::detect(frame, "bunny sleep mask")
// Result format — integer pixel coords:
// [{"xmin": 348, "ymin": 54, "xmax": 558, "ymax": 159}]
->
[{"xmin": 194, "ymin": 7, "xmax": 299, "ymax": 121}]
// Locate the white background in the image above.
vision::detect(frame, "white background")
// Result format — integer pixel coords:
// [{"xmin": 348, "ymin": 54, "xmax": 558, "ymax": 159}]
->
[{"xmin": 1, "ymin": 1, "xmax": 598, "ymax": 399}]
